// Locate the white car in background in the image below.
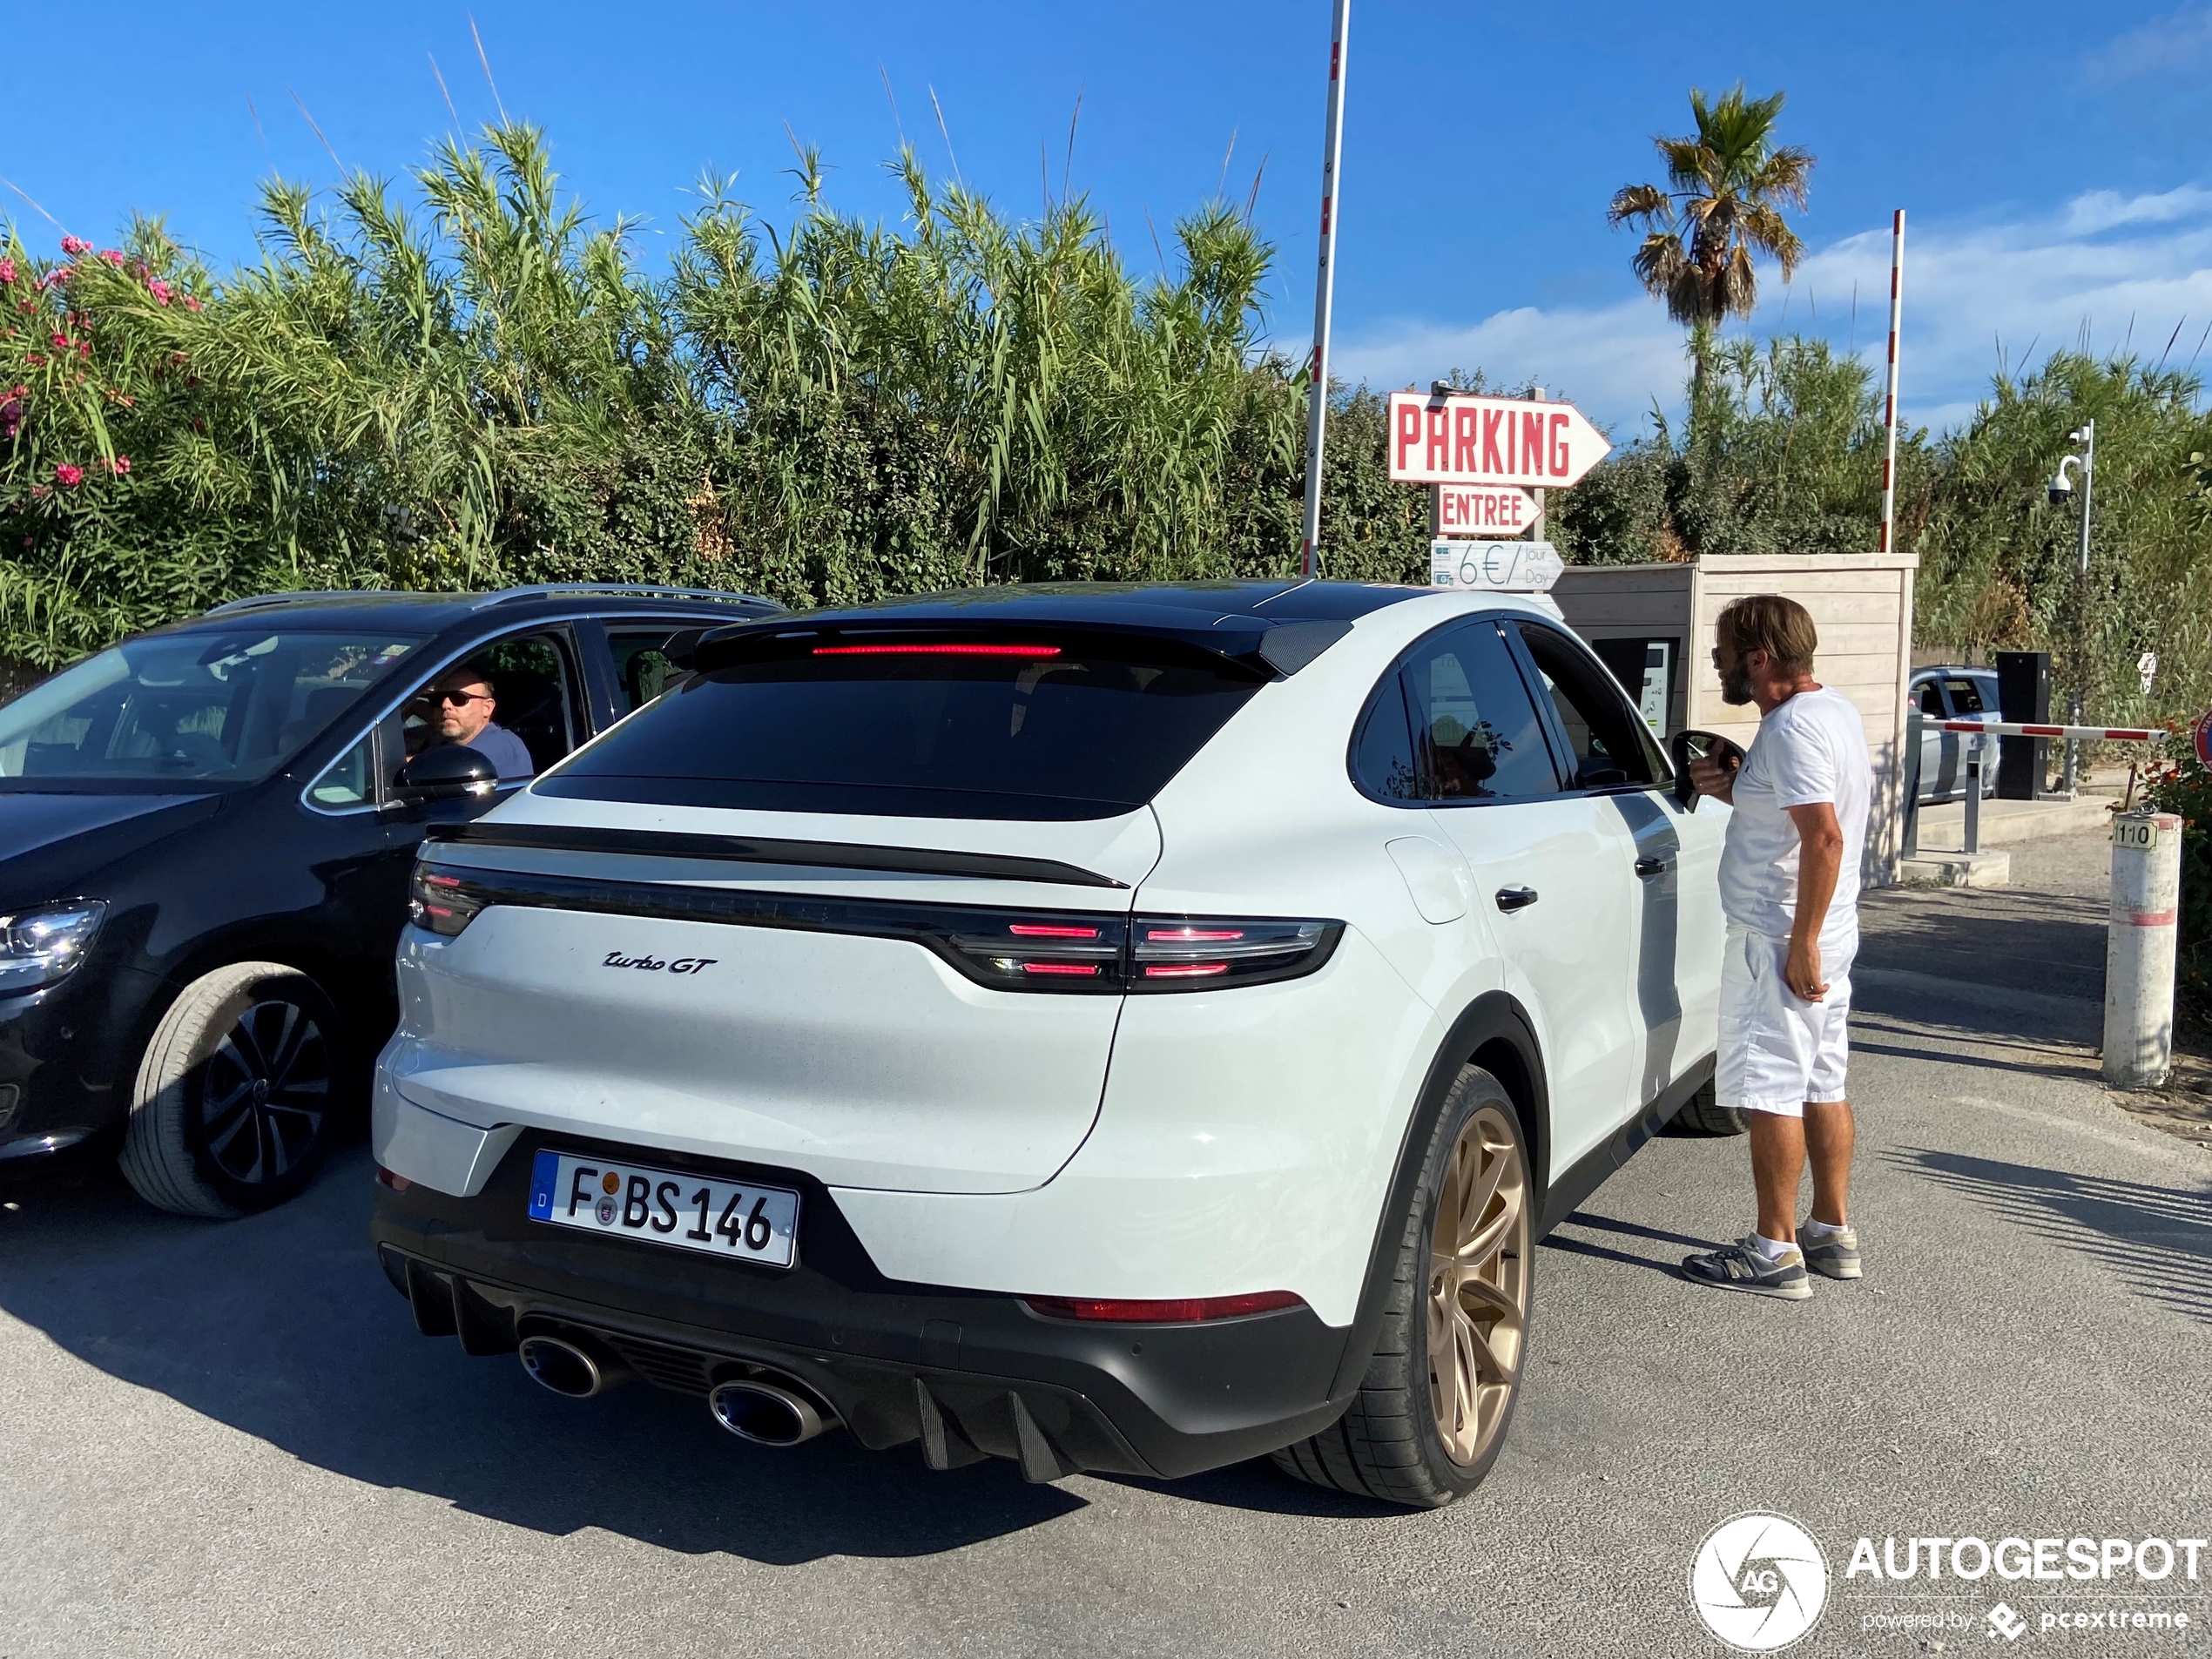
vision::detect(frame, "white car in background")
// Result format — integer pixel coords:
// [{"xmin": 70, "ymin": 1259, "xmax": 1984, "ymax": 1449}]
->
[{"xmin": 369, "ymin": 580, "xmax": 1730, "ymax": 1508}]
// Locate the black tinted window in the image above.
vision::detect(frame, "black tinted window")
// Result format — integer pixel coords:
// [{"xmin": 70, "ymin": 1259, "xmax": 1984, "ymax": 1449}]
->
[
  {"xmin": 1514, "ymin": 622, "xmax": 1661, "ymax": 788},
  {"xmin": 540, "ymin": 644, "xmax": 1262, "ymax": 820},
  {"xmin": 1350, "ymin": 673, "xmax": 1420, "ymax": 801},
  {"xmin": 1397, "ymin": 622, "xmax": 1559, "ymax": 802}
]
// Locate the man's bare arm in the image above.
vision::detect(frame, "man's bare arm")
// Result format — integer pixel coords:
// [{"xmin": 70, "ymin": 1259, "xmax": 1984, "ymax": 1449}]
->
[{"xmin": 1784, "ymin": 800, "xmax": 1844, "ymax": 1001}]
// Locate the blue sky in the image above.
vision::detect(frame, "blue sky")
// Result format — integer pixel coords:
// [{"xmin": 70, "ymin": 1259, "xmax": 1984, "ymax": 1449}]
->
[{"xmin": 7, "ymin": 0, "xmax": 2211, "ymax": 435}]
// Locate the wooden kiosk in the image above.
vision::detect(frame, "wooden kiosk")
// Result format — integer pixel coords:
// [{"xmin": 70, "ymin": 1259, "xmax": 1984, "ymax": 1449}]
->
[{"xmin": 1551, "ymin": 552, "xmax": 1920, "ymax": 884}]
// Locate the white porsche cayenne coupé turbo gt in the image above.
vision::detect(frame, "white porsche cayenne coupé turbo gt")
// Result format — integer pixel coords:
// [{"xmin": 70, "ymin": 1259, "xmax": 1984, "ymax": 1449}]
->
[{"xmin": 370, "ymin": 580, "xmax": 1730, "ymax": 1508}]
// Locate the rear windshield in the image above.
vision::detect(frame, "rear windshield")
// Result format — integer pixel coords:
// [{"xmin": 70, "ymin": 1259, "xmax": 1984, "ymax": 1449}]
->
[{"xmin": 538, "ymin": 644, "xmax": 1264, "ymax": 819}]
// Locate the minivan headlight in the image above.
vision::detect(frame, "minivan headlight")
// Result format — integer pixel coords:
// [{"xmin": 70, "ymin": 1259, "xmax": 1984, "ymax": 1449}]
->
[{"xmin": 0, "ymin": 900, "xmax": 108, "ymax": 994}]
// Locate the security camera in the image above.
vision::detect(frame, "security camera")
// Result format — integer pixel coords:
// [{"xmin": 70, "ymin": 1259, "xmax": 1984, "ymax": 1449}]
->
[{"xmin": 2047, "ymin": 472, "xmax": 2074, "ymax": 506}]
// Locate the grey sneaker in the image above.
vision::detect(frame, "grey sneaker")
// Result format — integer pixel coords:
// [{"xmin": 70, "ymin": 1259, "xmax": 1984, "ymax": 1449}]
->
[
  {"xmin": 1680, "ymin": 1235, "xmax": 1813, "ymax": 1300},
  {"xmin": 1795, "ymin": 1223, "xmax": 1862, "ymax": 1280}
]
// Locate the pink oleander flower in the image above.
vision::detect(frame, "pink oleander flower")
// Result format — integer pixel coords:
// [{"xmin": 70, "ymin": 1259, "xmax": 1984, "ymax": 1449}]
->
[
  {"xmin": 7, "ymin": 386, "xmax": 24, "ymax": 399},
  {"xmin": 0, "ymin": 259, "xmax": 15, "ymax": 284},
  {"xmin": 53, "ymin": 463, "xmax": 82, "ymax": 486},
  {"xmin": 58, "ymin": 234, "xmax": 90, "ymax": 257},
  {"xmin": 183, "ymin": 294, "xmax": 203, "ymax": 313},
  {"xmin": 111, "ymin": 455, "xmax": 131, "ymax": 475},
  {"xmin": 49, "ymin": 332, "xmax": 68, "ymax": 350},
  {"xmin": 149, "ymin": 280, "xmax": 172, "ymax": 305},
  {"xmin": 99, "ymin": 249, "xmax": 125, "ymax": 268}
]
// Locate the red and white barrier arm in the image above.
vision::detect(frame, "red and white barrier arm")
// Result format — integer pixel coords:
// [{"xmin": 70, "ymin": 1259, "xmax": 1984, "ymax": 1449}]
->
[{"xmin": 1931, "ymin": 720, "xmax": 2166, "ymax": 742}]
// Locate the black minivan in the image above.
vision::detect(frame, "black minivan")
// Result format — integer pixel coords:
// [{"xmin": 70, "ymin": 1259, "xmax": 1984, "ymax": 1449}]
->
[{"xmin": 0, "ymin": 583, "xmax": 779, "ymax": 1216}]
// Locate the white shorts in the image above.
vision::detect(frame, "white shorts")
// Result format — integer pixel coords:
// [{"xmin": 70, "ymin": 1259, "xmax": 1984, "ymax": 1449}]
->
[{"xmin": 1716, "ymin": 926, "xmax": 1855, "ymax": 1117}]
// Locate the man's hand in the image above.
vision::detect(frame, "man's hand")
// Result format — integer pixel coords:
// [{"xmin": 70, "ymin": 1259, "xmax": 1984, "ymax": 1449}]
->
[
  {"xmin": 1689, "ymin": 756, "xmax": 1735, "ymax": 806},
  {"xmin": 1784, "ymin": 935, "xmax": 1829, "ymax": 1001}
]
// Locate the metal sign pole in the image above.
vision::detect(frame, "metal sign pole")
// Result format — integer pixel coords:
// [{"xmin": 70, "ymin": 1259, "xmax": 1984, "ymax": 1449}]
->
[
  {"xmin": 1298, "ymin": 0, "xmax": 1352, "ymax": 579},
  {"xmin": 1878, "ymin": 209, "xmax": 1905, "ymax": 556},
  {"xmin": 1530, "ymin": 387, "xmax": 1546, "ymax": 543}
]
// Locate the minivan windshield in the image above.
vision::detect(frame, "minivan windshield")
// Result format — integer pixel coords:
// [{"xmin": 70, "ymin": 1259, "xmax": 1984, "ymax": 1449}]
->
[
  {"xmin": 0, "ymin": 631, "xmax": 422, "ymax": 789},
  {"xmin": 539, "ymin": 641, "xmax": 1264, "ymax": 819}
]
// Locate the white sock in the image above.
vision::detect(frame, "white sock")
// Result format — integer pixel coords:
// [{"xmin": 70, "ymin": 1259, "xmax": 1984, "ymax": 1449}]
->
[
  {"xmin": 1801, "ymin": 1217, "xmax": 1849, "ymax": 1240},
  {"xmin": 1751, "ymin": 1232, "xmax": 1797, "ymax": 1262}
]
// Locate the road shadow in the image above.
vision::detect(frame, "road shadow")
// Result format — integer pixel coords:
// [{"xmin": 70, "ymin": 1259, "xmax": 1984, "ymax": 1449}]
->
[
  {"xmin": 1858, "ymin": 886, "xmax": 2106, "ymax": 1001},
  {"xmin": 1884, "ymin": 1146, "xmax": 2212, "ymax": 1324},
  {"xmin": 0, "ymin": 1149, "xmax": 1088, "ymax": 1561},
  {"xmin": 1537, "ymin": 1212, "xmax": 1725, "ymax": 1280}
]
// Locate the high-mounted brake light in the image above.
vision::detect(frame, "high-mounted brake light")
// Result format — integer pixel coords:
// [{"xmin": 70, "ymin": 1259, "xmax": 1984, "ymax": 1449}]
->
[
  {"xmin": 811, "ymin": 643, "xmax": 1062, "ymax": 658},
  {"xmin": 1022, "ymin": 1291, "xmax": 1306, "ymax": 1323}
]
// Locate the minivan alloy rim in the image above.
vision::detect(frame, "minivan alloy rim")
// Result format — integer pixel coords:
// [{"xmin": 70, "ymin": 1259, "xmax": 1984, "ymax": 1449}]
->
[
  {"xmin": 1427, "ymin": 1103, "xmax": 1528, "ymax": 1467},
  {"xmin": 200, "ymin": 998, "xmax": 330, "ymax": 1184}
]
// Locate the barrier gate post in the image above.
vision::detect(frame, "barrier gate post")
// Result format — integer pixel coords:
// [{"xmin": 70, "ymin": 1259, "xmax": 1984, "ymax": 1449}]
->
[{"xmin": 2103, "ymin": 811, "xmax": 2183, "ymax": 1089}]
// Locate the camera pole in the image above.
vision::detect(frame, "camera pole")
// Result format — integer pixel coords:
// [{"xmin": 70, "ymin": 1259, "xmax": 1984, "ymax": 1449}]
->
[{"xmin": 2062, "ymin": 418, "xmax": 2095, "ymax": 794}]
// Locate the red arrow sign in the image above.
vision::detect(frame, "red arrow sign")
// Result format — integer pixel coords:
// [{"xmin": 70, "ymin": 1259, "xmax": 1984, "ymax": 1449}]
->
[{"xmin": 1386, "ymin": 391, "xmax": 1612, "ymax": 489}]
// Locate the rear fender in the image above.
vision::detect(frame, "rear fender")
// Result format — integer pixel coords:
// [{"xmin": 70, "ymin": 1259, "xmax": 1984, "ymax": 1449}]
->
[{"xmin": 1325, "ymin": 991, "xmax": 1548, "ymax": 1401}]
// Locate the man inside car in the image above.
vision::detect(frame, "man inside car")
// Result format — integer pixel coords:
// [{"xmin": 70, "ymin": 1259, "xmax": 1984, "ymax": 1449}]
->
[{"xmin": 425, "ymin": 659, "xmax": 534, "ymax": 779}]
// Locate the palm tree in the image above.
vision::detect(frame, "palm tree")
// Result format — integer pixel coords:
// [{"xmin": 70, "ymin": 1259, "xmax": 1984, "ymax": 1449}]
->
[{"xmin": 1608, "ymin": 85, "xmax": 1812, "ymax": 339}]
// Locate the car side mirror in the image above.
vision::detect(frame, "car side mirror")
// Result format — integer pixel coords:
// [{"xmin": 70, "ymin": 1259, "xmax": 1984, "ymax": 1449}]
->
[
  {"xmin": 1669, "ymin": 730, "xmax": 1744, "ymax": 812},
  {"xmin": 394, "ymin": 744, "xmax": 499, "ymax": 804}
]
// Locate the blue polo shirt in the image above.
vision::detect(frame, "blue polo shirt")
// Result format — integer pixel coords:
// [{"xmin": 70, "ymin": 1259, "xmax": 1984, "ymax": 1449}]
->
[{"xmin": 463, "ymin": 722, "xmax": 535, "ymax": 779}]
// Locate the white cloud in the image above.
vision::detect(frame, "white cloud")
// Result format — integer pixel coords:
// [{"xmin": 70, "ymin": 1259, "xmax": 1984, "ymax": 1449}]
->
[
  {"xmin": 1333, "ymin": 185, "xmax": 2212, "ymax": 438},
  {"xmin": 2087, "ymin": 6, "xmax": 2212, "ymax": 83}
]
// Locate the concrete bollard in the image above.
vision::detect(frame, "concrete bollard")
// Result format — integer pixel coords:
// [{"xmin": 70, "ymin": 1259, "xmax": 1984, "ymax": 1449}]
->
[{"xmin": 2102, "ymin": 812, "xmax": 2184, "ymax": 1089}]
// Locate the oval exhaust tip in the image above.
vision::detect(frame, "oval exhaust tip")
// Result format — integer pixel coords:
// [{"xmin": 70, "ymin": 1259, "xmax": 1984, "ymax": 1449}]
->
[
  {"xmin": 518, "ymin": 1335, "xmax": 610, "ymax": 1399},
  {"xmin": 708, "ymin": 1379, "xmax": 833, "ymax": 1446}
]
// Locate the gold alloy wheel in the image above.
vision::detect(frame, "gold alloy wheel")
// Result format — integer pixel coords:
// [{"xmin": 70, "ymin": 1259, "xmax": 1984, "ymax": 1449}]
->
[{"xmin": 1426, "ymin": 1103, "xmax": 1530, "ymax": 1467}]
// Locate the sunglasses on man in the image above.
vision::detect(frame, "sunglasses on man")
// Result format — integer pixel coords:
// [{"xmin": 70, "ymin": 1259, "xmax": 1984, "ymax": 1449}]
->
[{"xmin": 435, "ymin": 688, "xmax": 493, "ymax": 708}]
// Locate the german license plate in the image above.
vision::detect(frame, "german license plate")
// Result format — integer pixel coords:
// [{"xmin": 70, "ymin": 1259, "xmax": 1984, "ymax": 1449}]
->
[{"xmin": 527, "ymin": 1150, "xmax": 799, "ymax": 1269}]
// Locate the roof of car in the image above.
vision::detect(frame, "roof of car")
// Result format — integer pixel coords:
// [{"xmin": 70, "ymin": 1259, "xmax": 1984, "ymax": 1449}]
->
[
  {"xmin": 815, "ymin": 578, "xmax": 1431, "ymax": 624},
  {"xmin": 145, "ymin": 584, "xmax": 782, "ymax": 638}
]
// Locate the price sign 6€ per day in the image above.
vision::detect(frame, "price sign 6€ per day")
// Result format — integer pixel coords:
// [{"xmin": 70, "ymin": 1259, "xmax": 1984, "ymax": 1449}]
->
[{"xmin": 1430, "ymin": 539, "xmax": 1565, "ymax": 593}]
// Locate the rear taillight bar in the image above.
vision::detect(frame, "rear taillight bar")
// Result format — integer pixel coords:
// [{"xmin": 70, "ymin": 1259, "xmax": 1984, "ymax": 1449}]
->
[{"xmin": 405, "ymin": 856, "xmax": 1340, "ymax": 993}]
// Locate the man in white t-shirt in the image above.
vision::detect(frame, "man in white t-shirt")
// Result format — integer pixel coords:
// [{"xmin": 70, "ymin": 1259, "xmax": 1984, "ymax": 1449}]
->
[{"xmin": 1680, "ymin": 594, "xmax": 1872, "ymax": 1301}]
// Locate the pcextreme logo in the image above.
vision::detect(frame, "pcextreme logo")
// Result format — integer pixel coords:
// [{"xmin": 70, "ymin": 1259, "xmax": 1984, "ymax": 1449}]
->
[{"xmin": 1690, "ymin": 1512, "xmax": 1831, "ymax": 1652}]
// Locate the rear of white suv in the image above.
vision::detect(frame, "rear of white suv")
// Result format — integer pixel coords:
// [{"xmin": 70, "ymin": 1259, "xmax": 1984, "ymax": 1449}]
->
[{"xmin": 370, "ymin": 580, "xmax": 1724, "ymax": 1505}]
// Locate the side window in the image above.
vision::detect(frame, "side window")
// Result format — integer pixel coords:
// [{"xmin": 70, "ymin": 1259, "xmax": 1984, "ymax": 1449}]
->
[
  {"xmin": 1916, "ymin": 679, "xmax": 1948, "ymax": 716},
  {"xmin": 1514, "ymin": 622, "xmax": 1661, "ymax": 789},
  {"xmin": 307, "ymin": 730, "xmax": 374, "ymax": 809},
  {"xmin": 399, "ymin": 631, "xmax": 585, "ymax": 779},
  {"xmin": 1943, "ymin": 676, "xmax": 1986, "ymax": 714},
  {"xmin": 1349, "ymin": 673, "xmax": 1420, "ymax": 801},
  {"xmin": 1399, "ymin": 621, "xmax": 1560, "ymax": 802},
  {"xmin": 609, "ymin": 628, "xmax": 691, "ymax": 714}
]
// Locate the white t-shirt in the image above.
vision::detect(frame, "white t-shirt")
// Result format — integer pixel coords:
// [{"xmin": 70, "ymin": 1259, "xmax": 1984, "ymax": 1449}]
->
[{"xmin": 1719, "ymin": 686, "xmax": 1871, "ymax": 947}]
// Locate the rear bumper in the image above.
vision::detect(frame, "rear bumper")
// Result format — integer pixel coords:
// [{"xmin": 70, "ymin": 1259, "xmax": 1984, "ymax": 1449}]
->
[{"xmin": 370, "ymin": 1128, "xmax": 1355, "ymax": 1481}]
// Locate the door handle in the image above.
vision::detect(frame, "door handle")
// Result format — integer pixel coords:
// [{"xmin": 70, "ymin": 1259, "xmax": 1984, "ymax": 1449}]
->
[
  {"xmin": 1494, "ymin": 887, "xmax": 1539, "ymax": 913},
  {"xmin": 1634, "ymin": 856, "xmax": 1669, "ymax": 878}
]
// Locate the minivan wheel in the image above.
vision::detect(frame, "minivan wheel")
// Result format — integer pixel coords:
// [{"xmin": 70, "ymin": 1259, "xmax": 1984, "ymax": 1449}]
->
[
  {"xmin": 1272, "ymin": 1064, "xmax": 1532, "ymax": 1508},
  {"xmin": 118, "ymin": 961, "xmax": 344, "ymax": 1218}
]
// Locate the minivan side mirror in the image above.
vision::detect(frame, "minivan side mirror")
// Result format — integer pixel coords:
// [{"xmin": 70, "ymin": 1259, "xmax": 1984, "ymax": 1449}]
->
[{"xmin": 393, "ymin": 744, "xmax": 500, "ymax": 804}]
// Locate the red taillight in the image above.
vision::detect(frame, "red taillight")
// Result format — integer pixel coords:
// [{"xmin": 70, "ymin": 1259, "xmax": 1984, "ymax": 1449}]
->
[
  {"xmin": 1022, "ymin": 1291, "xmax": 1306, "ymax": 1323},
  {"xmin": 409, "ymin": 861, "xmax": 486, "ymax": 937},
  {"xmin": 940, "ymin": 913, "xmax": 1339, "ymax": 994},
  {"xmin": 812, "ymin": 643, "xmax": 1062, "ymax": 658},
  {"xmin": 374, "ymin": 1165, "xmax": 412, "ymax": 1192}
]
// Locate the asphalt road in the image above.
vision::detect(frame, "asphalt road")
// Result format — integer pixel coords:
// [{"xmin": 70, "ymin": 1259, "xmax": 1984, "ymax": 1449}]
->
[{"xmin": 3, "ymin": 827, "xmax": 2207, "ymax": 1658}]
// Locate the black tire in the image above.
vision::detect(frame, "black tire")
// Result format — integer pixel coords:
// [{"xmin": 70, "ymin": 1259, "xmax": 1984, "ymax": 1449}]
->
[
  {"xmin": 1271, "ymin": 1065, "xmax": 1533, "ymax": 1508},
  {"xmin": 118, "ymin": 961, "xmax": 345, "ymax": 1218},
  {"xmin": 1664, "ymin": 1078, "xmax": 1749, "ymax": 1137}
]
